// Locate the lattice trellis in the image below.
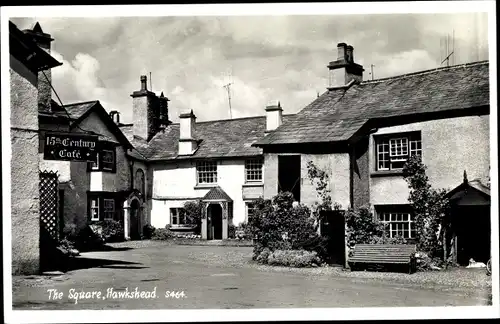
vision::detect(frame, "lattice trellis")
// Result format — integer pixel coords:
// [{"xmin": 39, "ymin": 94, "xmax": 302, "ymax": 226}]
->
[{"xmin": 39, "ymin": 171, "xmax": 60, "ymax": 242}]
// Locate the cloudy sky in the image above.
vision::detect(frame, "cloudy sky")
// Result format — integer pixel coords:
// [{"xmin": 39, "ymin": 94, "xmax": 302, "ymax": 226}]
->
[{"xmin": 10, "ymin": 9, "xmax": 490, "ymax": 123}]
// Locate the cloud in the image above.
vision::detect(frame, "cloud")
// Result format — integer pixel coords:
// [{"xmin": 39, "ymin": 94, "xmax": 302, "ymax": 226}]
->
[{"xmin": 11, "ymin": 13, "xmax": 490, "ymax": 125}]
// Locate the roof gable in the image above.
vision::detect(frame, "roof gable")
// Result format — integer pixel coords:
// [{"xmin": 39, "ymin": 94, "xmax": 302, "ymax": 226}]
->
[
  {"xmin": 255, "ymin": 61, "xmax": 490, "ymax": 146},
  {"xmin": 66, "ymin": 101, "xmax": 133, "ymax": 149},
  {"xmin": 446, "ymin": 179, "xmax": 490, "ymax": 206},
  {"xmin": 203, "ymin": 186, "xmax": 233, "ymax": 202}
]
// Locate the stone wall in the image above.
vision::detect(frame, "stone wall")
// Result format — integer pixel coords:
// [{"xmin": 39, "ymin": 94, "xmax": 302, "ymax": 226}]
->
[{"xmin": 10, "ymin": 55, "xmax": 40, "ymax": 275}]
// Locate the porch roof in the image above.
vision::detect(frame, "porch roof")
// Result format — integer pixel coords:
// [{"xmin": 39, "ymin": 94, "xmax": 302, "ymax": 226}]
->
[
  {"xmin": 446, "ymin": 179, "xmax": 490, "ymax": 206},
  {"xmin": 202, "ymin": 186, "xmax": 233, "ymax": 202}
]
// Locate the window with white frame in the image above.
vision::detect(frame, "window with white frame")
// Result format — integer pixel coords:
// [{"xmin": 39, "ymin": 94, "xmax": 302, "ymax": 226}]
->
[
  {"xmin": 245, "ymin": 158, "xmax": 263, "ymax": 182},
  {"xmin": 378, "ymin": 207, "xmax": 416, "ymax": 239},
  {"xmin": 245, "ymin": 201, "xmax": 257, "ymax": 223},
  {"xmin": 90, "ymin": 198, "xmax": 99, "ymax": 221},
  {"xmin": 376, "ymin": 132, "xmax": 422, "ymax": 171},
  {"xmin": 103, "ymin": 199, "xmax": 115, "ymax": 220},
  {"xmin": 196, "ymin": 161, "xmax": 217, "ymax": 184},
  {"xmin": 92, "ymin": 153, "xmax": 100, "ymax": 170},
  {"xmin": 170, "ymin": 208, "xmax": 186, "ymax": 226}
]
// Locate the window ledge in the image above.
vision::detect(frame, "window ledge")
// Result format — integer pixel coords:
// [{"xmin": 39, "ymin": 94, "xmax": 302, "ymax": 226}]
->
[
  {"xmin": 170, "ymin": 225, "xmax": 197, "ymax": 231},
  {"xmin": 194, "ymin": 184, "xmax": 217, "ymax": 190},
  {"xmin": 370, "ymin": 170, "xmax": 404, "ymax": 177},
  {"xmin": 242, "ymin": 182, "xmax": 263, "ymax": 187}
]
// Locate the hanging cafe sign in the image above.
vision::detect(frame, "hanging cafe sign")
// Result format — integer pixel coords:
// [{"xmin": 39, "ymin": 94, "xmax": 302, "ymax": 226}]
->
[{"xmin": 43, "ymin": 132, "xmax": 98, "ymax": 162}]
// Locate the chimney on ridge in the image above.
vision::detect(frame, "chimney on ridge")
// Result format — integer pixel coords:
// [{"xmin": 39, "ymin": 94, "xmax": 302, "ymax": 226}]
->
[
  {"xmin": 23, "ymin": 22, "xmax": 55, "ymax": 113},
  {"xmin": 178, "ymin": 109, "xmax": 197, "ymax": 155},
  {"xmin": 130, "ymin": 75, "xmax": 163, "ymax": 141},
  {"xmin": 109, "ymin": 110, "xmax": 121, "ymax": 125},
  {"xmin": 265, "ymin": 100, "xmax": 283, "ymax": 132},
  {"xmin": 327, "ymin": 43, "xmax": 364, "ymax": 90},
  {"xmin": 158, "ymin": 92, "xmax": 170, "ymax": 130}
]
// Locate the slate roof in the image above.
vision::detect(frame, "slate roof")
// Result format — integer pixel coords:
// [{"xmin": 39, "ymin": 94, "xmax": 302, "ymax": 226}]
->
[
  {"xmin": 42, "ymin": 100, "xmax": 132, "ymax": 146},
  {"xmin": 203, "ymin": 186, "xmax": 233, "ymax": 202},
  {"xmin": 119, "ymin": 115, "xmax": 296, "ymax": 161},
  {"xmin": 254, "ymin": 61, "xmax": 490, "ymax": 146},
  {"xmin": 468, "ymin": 180, "xmax": 491, "ymax": 196},
  {"xmin": 42, "ymin": 99, "xmax": 98, "ymax": 121}
]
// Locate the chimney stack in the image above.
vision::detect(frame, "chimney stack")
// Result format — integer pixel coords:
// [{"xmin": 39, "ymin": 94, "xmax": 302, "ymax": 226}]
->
[
  {"xmin": 265, "ymin": 100, "xmax": 283, "ymax": 132},
  {"xmin": 158, "ymin": 92, "xmax": 170, "ymax": 130},
  {"xmin": 130, "ymin": 75, "xmax": 158, "ymax": 141},
  {"xmin": 178, "ymin": 109, "xmax": 197, "ymax": 155},
  {"xmin": 346, "ymin": 45, "xmax": 354, "ymax": 63},
  {"xmin": 23, "ymin": 22, "xmax": 54, "ymax": 113},
  {"xmin": 109, "ymin": 110, "xmax": 120, "ymax": 125},
  {"xmin": 327, "ymin": 43, "xmax": 364, "ymax": 90}
]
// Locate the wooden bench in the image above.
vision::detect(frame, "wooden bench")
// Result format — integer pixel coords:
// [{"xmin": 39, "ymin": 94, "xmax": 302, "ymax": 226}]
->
[{"xmin": 348, "ymin": 244, "xmax": 417, "ymax": 274}]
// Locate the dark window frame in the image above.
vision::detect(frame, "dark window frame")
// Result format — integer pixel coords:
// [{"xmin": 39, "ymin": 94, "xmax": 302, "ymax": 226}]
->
[
  {"xmin": 87, "ymin": 142, "xmax": 117, "ymax": 173},
  {"xmin": 170, "ymin": 207, "xmax": 186, "ymax": 226},
  {"xmin": 245, "ymin": 201, "xmax": 257, "ymax": 223},
  {"xmin": 87, "ymin": 192, "xmax": 120, "ymax": 222}
]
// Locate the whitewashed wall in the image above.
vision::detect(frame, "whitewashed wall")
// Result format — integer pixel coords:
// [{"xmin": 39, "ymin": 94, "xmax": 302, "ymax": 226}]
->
[
  {"xmin": 370, "ymin": 115, "xmax": 490, "ymax": 205},
  {"xmin": 151, "ymin": 158, "xmax": 258, "ymax": 229}
]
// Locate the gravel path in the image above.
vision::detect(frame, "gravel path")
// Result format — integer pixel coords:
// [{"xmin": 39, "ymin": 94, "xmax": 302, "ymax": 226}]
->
[{"xmin": 90, "ymin": 240, "xmax": 494, "ymax": 289}]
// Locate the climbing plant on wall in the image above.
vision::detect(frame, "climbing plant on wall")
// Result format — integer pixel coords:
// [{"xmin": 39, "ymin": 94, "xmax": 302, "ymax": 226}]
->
[{"xmin": 402, "ymin": 155, "xmax": 451, "ymax": 258}]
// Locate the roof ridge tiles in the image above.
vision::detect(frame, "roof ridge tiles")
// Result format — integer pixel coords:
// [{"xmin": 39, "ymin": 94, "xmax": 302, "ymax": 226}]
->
[{"xmin": 361, "ymin": 60, "xmax": 489, "ymax": 85}]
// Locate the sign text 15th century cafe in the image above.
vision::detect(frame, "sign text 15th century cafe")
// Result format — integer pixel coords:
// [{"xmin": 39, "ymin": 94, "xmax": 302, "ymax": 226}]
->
[{"xmin": 44, "ymin": 132, "xmax": 98, "ymax": 162}]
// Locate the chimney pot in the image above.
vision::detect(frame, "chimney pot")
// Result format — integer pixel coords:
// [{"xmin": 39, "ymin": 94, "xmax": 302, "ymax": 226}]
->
[
  {"xmin": 346, "ymin": 45, "xmax": 354, "ymax": 63},
  {"xmin": 337, "ymin": 42, "xmax": 347, "ymax": 61},
  {"xmin": 140, "ymin": 75, "xmax": 147, "ymax": 91},
  {"xmin": 265, "ymin": 100, "xmax": 283, "ymax": 132}
]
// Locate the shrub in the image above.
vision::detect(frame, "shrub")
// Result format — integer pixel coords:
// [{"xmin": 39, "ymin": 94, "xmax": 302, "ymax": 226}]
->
[
  {"xmin": 345, "ymin": 206, "xmax": 384, "ymax": 246},
  {"xmin": 248, "ymin": 192, "xmax": 326, "ymax": 262},
  {"xmin": 97, "ymin": 219, "xmax": 124, "ymax": 243},
  {"xmin": 416, "ymin": 251, "xmax": 445, "ymax": 271},
  {"xmin": 71, "ymin": 224, "xmax": 105, "ymax": 252},
  {"xmin": 238, "ymin": 222, "xmax": 253, "ymax": 240},
  {"xmin": 142, "ymin": 224, "xmax": 156, "ymax": 239},
  {"xmin": 62, "ymin": 223, "xmax": 78, "ymax": 241},
  {"xmin": 256, "ymin": 248, "xmax": 271, "ymax": 264},
  {"xmin": 151, "ymin": 228, "xmax": 174, "ymax": 240},
  {"xmin": 266, "ymin": 249, "xmax": 321, "ymax": 268},
  {"xmin": 228, "ymin": 224, "xmax": 236, "ymax": 239},
  {"xmin": 370, "ymin": 234, "xmax": 408, "ymax": 245},
  {"xmin": 183, "ymin": 200, "xmax": 203, "ymax": 234}
]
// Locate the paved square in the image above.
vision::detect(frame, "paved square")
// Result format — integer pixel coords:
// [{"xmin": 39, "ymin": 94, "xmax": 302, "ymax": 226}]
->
[{"xmin": 12, "ymin": 242, "xmax": 492, "ymax": 309}]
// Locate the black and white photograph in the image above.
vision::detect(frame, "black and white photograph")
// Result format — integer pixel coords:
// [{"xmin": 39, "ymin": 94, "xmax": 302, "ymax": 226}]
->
[{"xmin": 2, "ymin": 2, "xmax": 498, "ymax": 323}]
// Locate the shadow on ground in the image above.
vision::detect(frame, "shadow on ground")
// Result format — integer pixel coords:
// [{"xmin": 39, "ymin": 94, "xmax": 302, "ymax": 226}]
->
[
  {"xmin": 79, "ymin": 244, "xmax": 135, "ymax": 252},
  {"xmin": 65, "ymin": 257, "xmax": 147, "ymax": 272}
]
